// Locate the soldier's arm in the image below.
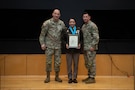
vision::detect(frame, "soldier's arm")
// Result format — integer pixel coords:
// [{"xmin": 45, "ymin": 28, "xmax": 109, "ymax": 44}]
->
[
  {"xmin": 91, "ymin": 24, "xmax": 99, "ymax": 49},
  {"xmin": 62, "ymin": 21, "xmax": 66, "ymax": 29},
  {"xmin": 39, "ymin": 21, "xmax": 49, "ymax": 46}
]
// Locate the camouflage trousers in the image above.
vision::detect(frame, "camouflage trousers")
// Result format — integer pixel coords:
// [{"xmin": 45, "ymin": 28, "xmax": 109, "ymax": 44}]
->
[
  {"xmin": 45, "ymin": 48, "xmax": 61, "ymax": 72},
  {"xmin": 83, "ymin": 50, "xmax": 96, "ymax": 78}
]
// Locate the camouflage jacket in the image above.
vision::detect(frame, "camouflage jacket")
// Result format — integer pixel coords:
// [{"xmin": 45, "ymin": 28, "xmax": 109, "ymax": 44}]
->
[
  {"xmin": 39, "ymin": 18, "xmax": 65, "ymax": 49},
  {"xmin": 81, "ymin": 21, "xmax": 99, "ymax": 51}
]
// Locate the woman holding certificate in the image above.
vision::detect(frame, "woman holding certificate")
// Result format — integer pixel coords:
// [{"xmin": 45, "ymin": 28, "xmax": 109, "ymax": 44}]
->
[{"xmin": 64, "ymin": 18, "xmax": 83, "ymax": 83}]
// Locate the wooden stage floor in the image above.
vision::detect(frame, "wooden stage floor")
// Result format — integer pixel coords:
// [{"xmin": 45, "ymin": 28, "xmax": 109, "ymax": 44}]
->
[{"xmin": 0, "ymin": 75, "xmax": 134, "ymax": 90}]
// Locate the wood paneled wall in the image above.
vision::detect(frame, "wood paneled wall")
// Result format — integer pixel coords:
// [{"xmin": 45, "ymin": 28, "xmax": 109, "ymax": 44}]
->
[{"xmin": 0, "ymin": 54, "xmax": 134, "ymax": 76}]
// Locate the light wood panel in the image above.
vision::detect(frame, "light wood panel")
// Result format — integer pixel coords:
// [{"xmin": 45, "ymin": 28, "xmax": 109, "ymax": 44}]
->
[
  {"xmin": 27, "ymin": 54, "xmax": 68, "ymax": 75},
  {"xmin": 78, "ymin": 54, "xmax": 87, "ymax": 75},
  {"xmin": 1, "ymin": 75, "xmax": 134, "ymax": 90},
  {"xmin": 0, "ymin": 55, "xmax": 5, "ymax": 75},
  {"xmin": 96, "ymin": 54, "xmax": 112, "ymax": 76},
  {"xmin": 27, "ymin": 55, "xmax": 45, "ymax": 75},
  {"xmin": 111, "ymin": 55, "xmax": 134, "ymax": 76},
  {"xmin": 59, "ymin": 54, "xmax": 68, "ymax": 75},
  {"xmin": 4, "ymin": 55, "xmax": 27, "ymax": 75},
  {"xmin": 0, "ymin": 54, "xmax": 134, "ymax": 76}
]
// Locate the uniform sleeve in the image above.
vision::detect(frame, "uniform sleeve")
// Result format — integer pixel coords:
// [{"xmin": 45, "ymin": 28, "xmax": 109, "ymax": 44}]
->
[
  {"xmin": 91, "ymin": 24, "xmax": 99, "ymax": 49},
  {"xmin": 62, "ymin": 21, "xmax": 66, "ymax": 29},
  {"xmin": 39, "ymin": 21, "xmax": 49, "ymax": 45}
]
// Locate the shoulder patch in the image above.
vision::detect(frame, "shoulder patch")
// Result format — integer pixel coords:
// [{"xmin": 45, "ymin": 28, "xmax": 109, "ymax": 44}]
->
[{"xmin": 43, "ymin": 20, "xmax": 50, "ymax": 26}]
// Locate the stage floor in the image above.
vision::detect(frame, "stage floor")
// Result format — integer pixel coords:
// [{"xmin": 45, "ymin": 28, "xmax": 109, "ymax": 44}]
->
[{"xmin": 0, "ymin": 75, "xmax": 134, "ymax": 90}]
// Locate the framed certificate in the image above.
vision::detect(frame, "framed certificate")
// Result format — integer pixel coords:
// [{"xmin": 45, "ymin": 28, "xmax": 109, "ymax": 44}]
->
[{"xmin": 68, "ymin": 34, "xmax": 78, "ymax": 48}]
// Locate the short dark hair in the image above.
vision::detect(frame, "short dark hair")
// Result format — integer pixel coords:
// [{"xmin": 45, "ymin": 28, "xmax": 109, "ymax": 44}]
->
[
  {"xmin": 69, "ymin": 18, "xmax": 76, "ymax": 22},
  {"xmin": 83, "ymin": 12, "xmax": 90, "ymax": 16}
]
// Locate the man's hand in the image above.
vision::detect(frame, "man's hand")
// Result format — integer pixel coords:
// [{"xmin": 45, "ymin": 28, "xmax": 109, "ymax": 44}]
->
[
  {"xmin": 41, "ymin": 44, "xmax": 46, "ymax": 50},
  {"xmin": 66, "ymin": 44, "xmax": 69, "ymax": 49},
  {"xmin": 90, "ymin": 47, "xmax": 95, "ymax": 51}
]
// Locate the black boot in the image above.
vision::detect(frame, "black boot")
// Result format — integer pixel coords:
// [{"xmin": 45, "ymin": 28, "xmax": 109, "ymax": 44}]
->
[
  {"xmin": 55, "ymin": 72, "xmax": 62, "ymax": 82},
  {"xmin": 44, "ymin": 71, "xmax": 50, "ymax": 83},
  {"xmin": 68, "ymin": 79, "xmax": 72, "ymax": 83},
  {"xmin": 72, "ymin": 79, "xmax": 78, "ymax": 83}
]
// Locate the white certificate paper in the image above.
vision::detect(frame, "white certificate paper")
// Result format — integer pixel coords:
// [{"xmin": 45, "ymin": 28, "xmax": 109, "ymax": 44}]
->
[{"xmin": 69, "ymin": 35, "xmax": 78, "ymax": 48}]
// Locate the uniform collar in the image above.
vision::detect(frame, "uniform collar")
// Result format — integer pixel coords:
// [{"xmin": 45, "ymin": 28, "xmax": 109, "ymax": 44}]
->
[
  {"xmin": 85, "ymin": 20, "xmax": 91, "ymax": 25},
  {"xmin": 51, "ymin": 18, "xmax": 60, "ymax": 22}
]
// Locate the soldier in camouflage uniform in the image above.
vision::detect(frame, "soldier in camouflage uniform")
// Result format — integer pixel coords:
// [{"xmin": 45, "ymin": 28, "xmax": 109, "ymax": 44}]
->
[
  {"xmin": 81, "ymin": 12, "xmax": 99, "ymax": 84},
  {"xmin": 39, "ymin": 9, "xmax": 65, "ymax": 83}
]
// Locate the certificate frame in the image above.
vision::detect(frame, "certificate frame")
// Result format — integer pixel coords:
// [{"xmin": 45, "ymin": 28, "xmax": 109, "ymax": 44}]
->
[{"xmin": 68, "ymin": 34, "xmax": 78, "ymax": 48}]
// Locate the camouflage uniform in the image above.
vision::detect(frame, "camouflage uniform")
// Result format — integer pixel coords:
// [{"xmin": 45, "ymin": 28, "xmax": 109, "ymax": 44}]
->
[
  {"xmin": 39, "ymin": 18, "xmax": 65, "ymax": 72},
  {"xmin": 81, "ymin": 21, "xmax": 99, "ymax": 79}
]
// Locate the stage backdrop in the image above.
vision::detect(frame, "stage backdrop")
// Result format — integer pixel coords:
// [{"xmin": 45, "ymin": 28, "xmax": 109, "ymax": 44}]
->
[{"xmin": 0, "ymin": 0, "xmax": 135, "ymax": 54}]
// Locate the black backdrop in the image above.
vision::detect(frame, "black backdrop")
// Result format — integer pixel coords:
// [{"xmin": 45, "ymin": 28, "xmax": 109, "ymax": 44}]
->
[
  {"xmin": 0, "ymin": 9, "xmax": 53, "ymax": 39},
  {"xmin": 0, "ymin": 9, "xmax": 135, "ymax": 39},
  {"xmin": 0, "ymin": 0, "xmax": 135, "ymax": 53}
]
